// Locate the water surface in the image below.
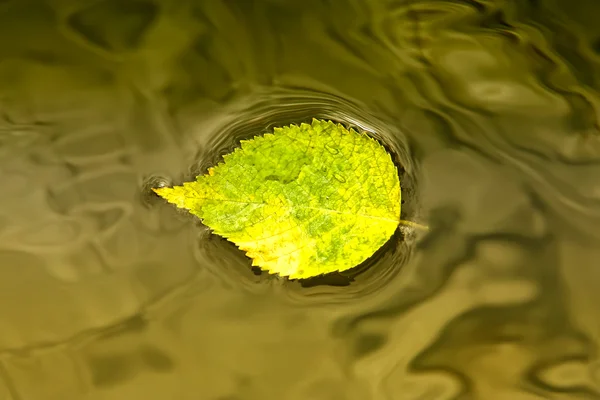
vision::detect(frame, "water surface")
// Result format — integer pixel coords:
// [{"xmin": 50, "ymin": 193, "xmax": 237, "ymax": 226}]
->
[{"xmin": 1, "ymin": 0, "xmax": 600, "ymax": 399}]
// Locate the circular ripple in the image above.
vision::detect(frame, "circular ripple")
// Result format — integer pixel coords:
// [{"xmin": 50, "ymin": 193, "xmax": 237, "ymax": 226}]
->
[
  {"xmin": 139, "ymin": 174, "xmax": 173, "ymax": 209},
  {"xmin": 159, "ymin": 86, "xmax": 424, "ymax": 302}
]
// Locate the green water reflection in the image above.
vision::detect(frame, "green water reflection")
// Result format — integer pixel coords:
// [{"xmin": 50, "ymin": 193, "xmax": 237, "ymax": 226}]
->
[{"xmin": 1, "ymin": 0, "xmax": 600, "ymax": 399}]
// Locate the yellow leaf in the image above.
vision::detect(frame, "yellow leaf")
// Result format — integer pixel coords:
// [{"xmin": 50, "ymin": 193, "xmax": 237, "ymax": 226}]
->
[{"xmin": 154, "ymin": 119, "xmax": 401, "ymax": 279}]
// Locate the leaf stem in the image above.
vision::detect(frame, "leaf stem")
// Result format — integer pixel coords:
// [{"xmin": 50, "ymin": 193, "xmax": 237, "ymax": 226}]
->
[{"xmin": 398, "ymin": 219, "xmax": 429, "ymax": 231}]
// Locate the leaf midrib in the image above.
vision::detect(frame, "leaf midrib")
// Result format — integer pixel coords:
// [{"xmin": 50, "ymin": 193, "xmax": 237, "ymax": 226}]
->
[{"xmin": 195, "ymin": 197, "xmax": 400, "ymax": 224}]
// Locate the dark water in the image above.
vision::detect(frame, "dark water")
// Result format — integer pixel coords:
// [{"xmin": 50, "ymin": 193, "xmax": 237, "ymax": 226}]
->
[{"xmin": 1, "ymin": 0, "xmax": 600, "ymax": 399}]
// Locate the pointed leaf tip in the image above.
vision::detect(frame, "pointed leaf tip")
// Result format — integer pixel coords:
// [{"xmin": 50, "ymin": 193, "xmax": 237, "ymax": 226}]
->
[
  {"xmin": 152, "ymin": 186, "xmax": 189, "ymax": 210},
  {"xmin": 152, "ymin": 186, "xmax": 168, "ymax": 197}
]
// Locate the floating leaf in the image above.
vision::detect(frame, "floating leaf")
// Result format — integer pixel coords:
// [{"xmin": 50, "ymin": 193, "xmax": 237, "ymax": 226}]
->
[{"xmin": 154, "ymin": 119, "xmax": 401, "ymax": 279}]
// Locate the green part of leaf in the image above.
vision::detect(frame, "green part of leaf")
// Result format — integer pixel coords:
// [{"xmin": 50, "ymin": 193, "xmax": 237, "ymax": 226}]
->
[{"xmin": 154, "ymin": 119, "xmax": 401, "ymax": 279}]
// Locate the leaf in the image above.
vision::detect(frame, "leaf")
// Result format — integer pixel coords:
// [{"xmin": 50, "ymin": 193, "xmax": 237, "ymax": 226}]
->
[{"xmin": 154, "ymin": 119, "xmax": 401, "ymax": 279}]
